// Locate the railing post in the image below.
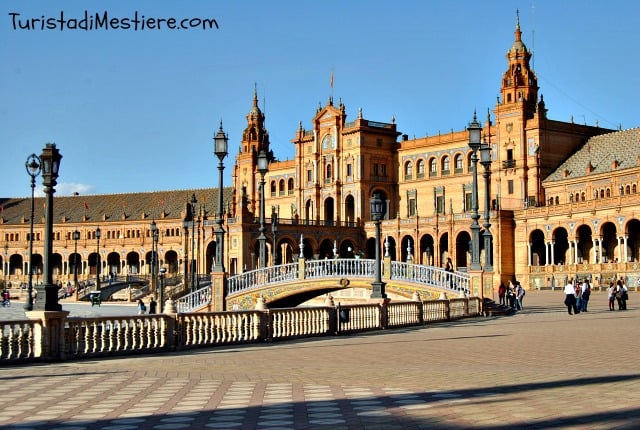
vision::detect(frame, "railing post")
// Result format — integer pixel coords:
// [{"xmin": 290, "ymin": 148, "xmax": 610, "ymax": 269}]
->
[
  {"xmin": 298, "ymin": 257, "xmax": 306, "ymax": 280},
  {"xmin": 25, "ymin": 310, "xmax": 70, "ymax": 361},
  {"xmin": 324, "ymin": 295, "xmax": 337, "ymax": 335},
  {"xmin": 383, "ymin": 255, "xmax": 391, "ymax": 281},
  {"xmin": 413, "ymin": 291, "xmax": 424, "ymax": 325},
  {"xmin": 211, "ymin": 271, "xmax": 226, "ymax": 311}
]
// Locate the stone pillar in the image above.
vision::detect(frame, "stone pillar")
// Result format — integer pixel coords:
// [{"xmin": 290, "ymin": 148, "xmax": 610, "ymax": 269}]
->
[
  {"xmin": 25, "ymin": 310, "xmax": 70, "ymax": 361},
  {"xmin": 211, "ymin": 271, "xmax": 226, "ymax": 311}
]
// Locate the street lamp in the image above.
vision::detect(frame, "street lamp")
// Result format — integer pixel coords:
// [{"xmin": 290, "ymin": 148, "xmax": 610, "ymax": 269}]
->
[
  {"xmin": 38, "ymin": 143, "xmax": 63, "ymax": 311},
  {"xmin": 467, "ymin": 112, "xmax": 482, "ymax": 271},
  {"xmin": 95, "ymin": 227, "xmax": 101, "ymax": 290},
  {"xmin": 213, "ymin": 121, "xmax": 228, "ymax": 272},
  {"xmin": 73, "ymin": 230, "xmax": 80, "ymax": 300},
  {"xmin": 271, "ymin": 206, "xmax": 279, "ymax": 265},
  {"xmin": 370, "ymin": 193, "xmax": 387, "ymax": 299},
  {"xmin": 189, "ymin": 193, "xmax": 197, "ymax": 292},
  {"xmin": 479, "ymin": 141, "xmax": 493, "ymax": 271},
  {"xmin": 150, "ymin": 220, "xmax": 158, "ymax": 297},
  {"xmin": 257, "ymin": 150, "xmax": 269, "ymax": 268},
  {"xmin": 158, "ymin": 266, "xmax": 166, "ymax": 313},
  {"xmin": 24, "ymin": 153, "xmax": 41, "ymax": 311}
]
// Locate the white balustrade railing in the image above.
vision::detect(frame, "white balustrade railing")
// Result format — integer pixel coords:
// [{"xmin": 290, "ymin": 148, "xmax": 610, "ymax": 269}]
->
[
  {"xmin": 0, "ymin": 320, "xmax": 39, "ymax": 361},
  {"xmin": 175, "ymin": 286, "xmax": 212, "ymax": 313},
  {"xmin": 225, "ymin": 259, "xmax": 470, "ymax": 297},
  {"xmin": 227, "ymin": 263, "xmax": 299, "ymax": 294},
  {"xmin": 65, "ymin": 316, "xmax": 170, "ymax": 357},
  {"xmin": 1, "ymin": 296, "xmax": 481, "ymax": 363}
]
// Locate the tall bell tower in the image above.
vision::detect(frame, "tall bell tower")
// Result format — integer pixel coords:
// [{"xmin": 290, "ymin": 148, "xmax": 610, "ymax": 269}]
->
[{"xmin": 233, "ymin": 85, "xmax": 270, "ymax": 218}]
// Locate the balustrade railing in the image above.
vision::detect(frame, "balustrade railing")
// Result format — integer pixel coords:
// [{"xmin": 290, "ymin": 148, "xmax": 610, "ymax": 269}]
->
[{"xmin": 1, "ymin": 296, "xmax": 481, "ymax": 364}]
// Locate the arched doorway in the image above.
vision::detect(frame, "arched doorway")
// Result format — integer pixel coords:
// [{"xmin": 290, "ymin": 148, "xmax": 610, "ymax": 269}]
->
[
  {"xmin": 323, "ymin": 197, "xmax": 335, "ymax": 226},
  {"xmin": 344, "ymin": 195, "xmax": 356, "ymax": 226},
  {"xmin": 126, "ymin": 251, "xmax": 140, "ymax": 275}
]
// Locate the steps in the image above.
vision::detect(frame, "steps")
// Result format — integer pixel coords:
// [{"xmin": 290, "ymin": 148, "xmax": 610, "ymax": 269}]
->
[{"xmin": 482, "ymin": 298, "xmax": 515, "ymax": 316}]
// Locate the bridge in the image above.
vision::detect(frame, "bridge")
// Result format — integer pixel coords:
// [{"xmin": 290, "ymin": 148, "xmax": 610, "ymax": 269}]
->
[{"xmin": 176, "ymin": 258, "xmax": 471, "ymax": 312}]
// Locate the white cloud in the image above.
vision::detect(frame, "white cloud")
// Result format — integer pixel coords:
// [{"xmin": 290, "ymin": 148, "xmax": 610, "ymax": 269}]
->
[{"xmin": 34, "ymin": 182, "xmax": 95, "ymax": 197}]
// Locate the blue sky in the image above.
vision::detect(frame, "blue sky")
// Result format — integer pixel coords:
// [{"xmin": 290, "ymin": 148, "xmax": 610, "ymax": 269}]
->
[{"xmin": 1, "ymin": 0, "xmax": 638, "ymax": 198}]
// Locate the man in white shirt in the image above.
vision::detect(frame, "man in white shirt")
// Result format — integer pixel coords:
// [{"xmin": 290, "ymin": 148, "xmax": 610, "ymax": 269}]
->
[{"xmin": 563, "ymin": 278, "xmax": 579, "ymax": 315}]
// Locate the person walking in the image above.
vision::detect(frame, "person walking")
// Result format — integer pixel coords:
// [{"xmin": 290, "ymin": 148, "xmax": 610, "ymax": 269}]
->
[
  {"xmin": 607, "ymin": 281, "xmax": 616, "ymax": 311},
  {"xmin": 515, "ymin": 281, "xmax": 525, "ymax": 310},
  {"xmin": 619, "ymin": 279, "xmax": 628, "ymax": 310},
  {"xmin": 563, "ymin": 278, "xmax": 579, "ymax": 315},
  {"xmin": 137, "ymin": 299, "xmax": 146, "ymax": 315},
  {"xmin": 149, "ymin": 297, "xmax": 157, "ymax": 314},
  {"xmin": 580, "ymin": 279, "xmax": 591, "ymax": 312},
  {"xmin": 498, "ymin": 283, "xmax": 506, "ymax": 306},
  {"xmin": 615, "ymin": 279, "xmax": 625, "ymax": 311}
]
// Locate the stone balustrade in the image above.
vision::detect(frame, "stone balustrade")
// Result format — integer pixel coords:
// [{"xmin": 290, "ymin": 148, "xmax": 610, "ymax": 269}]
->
[{"xmin": 1, "ymin": 296, "xmax": 481, "ymax": 364}]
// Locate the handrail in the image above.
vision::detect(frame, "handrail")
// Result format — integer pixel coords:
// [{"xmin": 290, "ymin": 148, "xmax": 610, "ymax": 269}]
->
[{"xmin": 227, "ymin": 260, "xmax": 470, "ymax": 296}]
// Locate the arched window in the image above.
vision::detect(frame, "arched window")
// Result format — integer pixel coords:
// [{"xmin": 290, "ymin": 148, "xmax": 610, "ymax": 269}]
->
[
  {"xmin": 633, "ymin": 184, "xmax": 637, "ymax": 193},
  {"xmin": 600, "ymin": 189, "xmax": 605, "ymax": 198},
  {"xmin": 454, "ymin": 154, "xmax": 463, "ymax": 173},
  {"xmin": 326, "ymin": 163, "xmax": 332, "ymax": 182},
  {"xmin": 288, "ymin": 178, "xmax": 294, "ymax": 195},
  {"xmin": 416, "ymin": 159, "xmax": 425, "ymax": 178},
  {"xmin": 405, "ymin": 161, "xmax": 413, "ymax": 180},
  {"xmin": 442, "ymin": 156, "xmax": 450, "ymax": 174},
  {"xmin": 279, "ymin": 179, "xmax": 285, "ymax": 196},
  {"xmin": 606, "ymin": 188, "xmax": 611, "ymax": 198},
  {"xmin": 270, "ymin": 180, "xmax": 276, "ymax": 197},
  {"xmin": 429, "ymin": 158, "xmax": 437, "ymax": 176}
]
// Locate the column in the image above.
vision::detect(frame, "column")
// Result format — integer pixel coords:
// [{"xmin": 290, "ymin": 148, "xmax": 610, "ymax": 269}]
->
[
  {"xmin": 617, "ymin": 236, "xmax": 623, "ymax": 263},
  {"xmin": 623, "ymin": 235, "xmax": 629, "ymax": 262},
  {"xmin": 550, "ymin": 241, "xmax": 555, "ymax": 265},
  {"xmin": 527, "ymin": 242, "xmax": 532, "ymax": 266},
  {"xmin": 544, "ymin": 241, "xmax": 550, "ymax": 266},
  {"xmin": 573, "ymin": 240, "xmax": 579, "ymax": 264}
]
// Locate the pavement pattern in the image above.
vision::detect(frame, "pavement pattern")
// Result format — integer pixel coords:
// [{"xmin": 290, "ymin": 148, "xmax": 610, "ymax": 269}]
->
[{"xmin": 1, "ymin": 291, "xmax": 639, "ymax": 429}]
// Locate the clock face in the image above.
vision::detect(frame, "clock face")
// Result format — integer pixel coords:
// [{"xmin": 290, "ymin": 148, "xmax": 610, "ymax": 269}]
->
[{"xmin": 322, "ymin": 134, "xmax": 336, "ymax": 150}]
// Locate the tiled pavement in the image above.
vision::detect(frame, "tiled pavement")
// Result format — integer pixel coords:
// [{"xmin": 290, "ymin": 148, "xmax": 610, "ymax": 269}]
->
[{"xmin": 1, "ymin": 291, "xmax": 639, "ymax": 429}]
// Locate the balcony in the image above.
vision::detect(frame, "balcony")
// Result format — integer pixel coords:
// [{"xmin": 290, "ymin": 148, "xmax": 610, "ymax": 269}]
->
[{"xmin": 502, "ymin": 159, "xmax": 516, "ymax": 169}]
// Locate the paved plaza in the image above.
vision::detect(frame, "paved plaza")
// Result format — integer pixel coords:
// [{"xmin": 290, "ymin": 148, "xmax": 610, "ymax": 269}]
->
[{"xmin": 1, "ymin": 291, "xmax": 639, "ymax": 429}]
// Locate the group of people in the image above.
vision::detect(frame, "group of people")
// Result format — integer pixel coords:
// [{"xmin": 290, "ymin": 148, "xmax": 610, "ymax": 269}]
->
[
  {"xmin": 607, "ymin": 279, "xmax": 629, "ymax": 311},
  {"xmin": 138, "ymin": 297, "xmax": 158, "ymax": 314},
  {"xmin": 563, "ymin": 278, "xmax": 592, "ymax": 314},
  {"xmin": 563, "ymin": 277, "xmax": 629, "ymax": 314},
  {"xmin": 497, "ymin": 280, "xmax": 526, "ymax": 311}
]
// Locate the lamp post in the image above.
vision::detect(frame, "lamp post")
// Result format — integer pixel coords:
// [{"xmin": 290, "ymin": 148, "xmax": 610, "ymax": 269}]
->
[
  {"xmin": 73, "ymin": 230, "xmax": 80, "ymax": 300},
  {"xmin": 158, "ymin": 267, "xmax": 166, "ymax": 313},
  {"xmin": 24, "ymin": 154, "xmax": 41, "ymax": 311},
  {"xmin": 150, "ymin": 220, "xmax": 158, "ymax": 297},
  {"xmin": 257, "ymin": 150, "xmax": 269, "ymax": 268},
  {"xmin": 479, "ymin": 142, "xmax": 493, "ymax": 271},
  {"xmin": 95, "ymin": 227, "xmax": 101, "ymax": 290},
  {"xmin": 370, "ymin": 193, "xmax": 387, "ymax": 299},
  {"xmin": 37, "ymin": 143, "xmax": 63, "ymax": 311},
  {"xmin": 271, "ymin": 206, "xmax": 279, "ymax": 265},
  {"xmin": 213, "ymin": 121, "xmax": 228, "ymax": 272},
  {"xmin": 190, "ymin": 193, "xmax": 197, "ymax": 292},
  {"xmin": 467, "ymin": 112, "xmax": 482, "ymax": 271}
]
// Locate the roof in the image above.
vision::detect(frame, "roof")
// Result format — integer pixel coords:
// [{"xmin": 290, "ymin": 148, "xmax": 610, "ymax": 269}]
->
[
  {"xmin": 0, "ymin": 187, "xmax": 234, "ymax": 226},
  {"xmin": 544, "ymin": 128, "xmax": 640, "ymax": 182}
]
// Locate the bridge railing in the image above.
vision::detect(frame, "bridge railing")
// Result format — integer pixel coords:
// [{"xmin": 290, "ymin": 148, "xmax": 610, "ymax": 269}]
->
[
  {"xmin": 227, "ymin": 259, "xmax": 471, "ymax": 297},
  {"xmin": 175, "ymin": 286, "xmax": 212, "ymax": 313},
  {"xmin": 1, "ymin": 296, "xmax": 481, "ymax": 363},
  {"xmin": 227, "ymin": 263, "xmax": 299, "ymax": 294}
]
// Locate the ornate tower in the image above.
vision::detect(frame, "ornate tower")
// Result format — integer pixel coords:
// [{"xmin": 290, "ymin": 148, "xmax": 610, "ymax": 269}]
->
[{"xmin": 233, "ymin": 86, "xmax": 270, "ymax": 217}]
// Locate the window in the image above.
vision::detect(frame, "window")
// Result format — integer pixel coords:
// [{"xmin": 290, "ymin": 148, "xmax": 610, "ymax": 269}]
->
[
  {"xmin": 380, "ymin": 164, "xmax": 387, "ymax": 177},
  {"xmin": 409, "ymin": 198, "xmax": 416, "ymax": 217},
  {"xmin": 288, "ymin": 178, "xmax": 294, "ymax": 195},
  {"xmin": 306, "ymin": 169, "xmax": 312, "ymax": 184},
  {"xmin": 346, "ymin": 163, "xmax": 353, "ymax": 177},
  {"xmin": 436, "ymin": 196, "xmax": 445, "ymax": 214},
  {"xmin": 376, "ymin": 138, "xmax": 382, "ymax": 147},
  {"xmin": 417, "ymin": 159, "xmax": 425, "ymax": 178},
  {"xmin": 326, "ymin": 163, "xmax": 332, "ymax": 183},
  {"xmin": 454, "ymin": 154, "xmax": 463, "ymax": 173},
  {"xmin": 279, "ymin": 179, "xmax": 285, "ymax": 196},
  {"xmin": 429, "ymin": 158, "xmax": 437, "ymax": 176},
  {"xmin": 465, "ymin": 192, "xmax": 472, "ymax": 212},
  {"xmin": 508, "ymin": 180, "xmax": 514, "ymax": 194},
  {"xmin": 404, "ymin": 161, "xmax": 413, "ymax": 180},
  {"xmin": 270, "ymin": 181, "xmax": 276, "ymax": 197},
  {"xmin": 442, "ymin": 156, "xmax": 450, "ymax": 174}
]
